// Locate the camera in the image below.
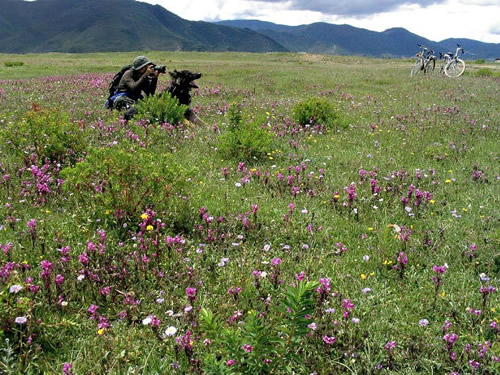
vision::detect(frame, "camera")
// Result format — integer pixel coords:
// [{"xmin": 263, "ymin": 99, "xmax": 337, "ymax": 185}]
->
[{"xmin": 153, "ymin": 64, "xmax": 167, "ymax": 74}]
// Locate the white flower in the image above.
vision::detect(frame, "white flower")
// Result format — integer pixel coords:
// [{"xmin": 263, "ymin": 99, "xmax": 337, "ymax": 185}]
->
[
  {"xmin": 263, "ymin": 244, "xmax": 271, "ymax": 252},
  {"xmin": 234, "ymin": 183, "xmax": 242, "ymax": 188},
  {"xmin": 77, "ymin": 274, "xmax": 85, "ymax": 282},
  {"xmin": 9, "ymin": 284, "xmax": 23, "ymax": 294},
  {"xmin": 142, "ymin": 316, "xmax": 152, "ymax": 325},
  {"xmin": 166, "ymin": 310, "xmax": 174, "ymax": 317},
  {"xmin": 15, "ymin": 316, "xmax": 27, "ymax": 324},
  {"xmin": 164, "ymin": 326, "xmax": 177, "ymax": 337}
]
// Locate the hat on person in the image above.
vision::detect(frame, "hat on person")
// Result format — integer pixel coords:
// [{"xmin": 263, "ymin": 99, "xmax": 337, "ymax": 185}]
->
[{"xmin": 132, "ymin": 56, "xmax": 151, "ymax": 70}]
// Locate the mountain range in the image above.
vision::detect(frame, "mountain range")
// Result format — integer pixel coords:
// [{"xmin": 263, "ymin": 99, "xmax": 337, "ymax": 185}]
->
[{"xmin": 1, "ymin": 0, "xmax": 499, "ymax": 59}]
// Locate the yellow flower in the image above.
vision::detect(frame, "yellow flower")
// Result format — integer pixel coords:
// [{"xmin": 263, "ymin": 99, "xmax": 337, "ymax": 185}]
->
[
  {"xmin": 97, "ymin": 328, "xmax": 105, "ymax": 335},
  {"xmin": 367, "ymin": 227, "xmax": 374, "ymax": 231},
  {"xmin": 429, "ymin": 200, "xmax": 435, "ymax": 204},
  {"xmin": 361, "ymin": 274, "xmax": 367, "ymax": 280},
  {"xmin": 333, "ymin": 194, "xmax": 340, "ymax": 199},
  {"xmin": 445, "ymin": 179, "xmax": 452, "ymax": 184},
  {"xmin": 105, "ymin": 210, "xmax": 111, "ymax": 215},
  {"xmin": 140, "ymin": 213, "xmax": 148, "ymax": 220},
  {"xmin": 441, "ymin": 291, "xmax": 446, "ymax": 298},
  {"xmin": 370, "ymin": 272, "xmax": 375, "ymax": 276},
  {"xmin": 146, "ymin": 225, "xmax": 154, "ymax": 231}
]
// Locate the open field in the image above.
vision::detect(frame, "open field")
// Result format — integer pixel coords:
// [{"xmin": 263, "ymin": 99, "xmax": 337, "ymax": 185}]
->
[{"xmin": 0, "ymin": 52, "xmax": 499, "ymax": 374}]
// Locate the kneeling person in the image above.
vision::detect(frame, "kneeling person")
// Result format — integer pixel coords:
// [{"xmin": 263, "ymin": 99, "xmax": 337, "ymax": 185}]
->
[{"xmin": 114, "ymin": 56, "xmax": 163, "ymax": 119}]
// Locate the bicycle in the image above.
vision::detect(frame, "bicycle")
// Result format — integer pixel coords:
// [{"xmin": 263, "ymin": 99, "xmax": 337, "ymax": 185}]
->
[
  {"xmin": 441, "ymin": 44, "xmax": 466, "ymax": 78},
  {"xmin": 410, "ymin": 45, "xmax": 436, "ymax": 77}
]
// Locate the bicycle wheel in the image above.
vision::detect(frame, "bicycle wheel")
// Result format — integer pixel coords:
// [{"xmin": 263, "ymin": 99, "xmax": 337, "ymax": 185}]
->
[
  {"xmin": 425, "ymin": 58, "xmax": 436, "ymax": 74},
  {"xmin": 445, "ymin": 58, "xmax": 465, "ymax": 77},
  {"xmin": 410, "ymin": 58, "xmax": 423, "ymax": 77}
]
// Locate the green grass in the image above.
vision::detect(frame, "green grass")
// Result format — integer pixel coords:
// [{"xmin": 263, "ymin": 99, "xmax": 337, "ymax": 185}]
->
[{"xmin": 0, "ymin": 52, "xmax": 499, "ymax": 374}]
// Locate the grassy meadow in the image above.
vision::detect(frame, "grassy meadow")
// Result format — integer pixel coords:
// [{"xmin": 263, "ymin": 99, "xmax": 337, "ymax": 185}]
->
[{"xmin": 0, "ymin": 52, "xmax": 499, "ymax": 374}]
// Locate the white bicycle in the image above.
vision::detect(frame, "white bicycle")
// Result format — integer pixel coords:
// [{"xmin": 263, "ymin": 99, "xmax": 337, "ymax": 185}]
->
[{"xmin": 440, "ymin": 45, "xmax": 466, "ymax": 78}]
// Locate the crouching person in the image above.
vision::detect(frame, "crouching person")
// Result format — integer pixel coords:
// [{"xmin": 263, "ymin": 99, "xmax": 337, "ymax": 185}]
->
[{"xmin": 112, "ymin": 56, "xmax": 162, "ymax": 120}]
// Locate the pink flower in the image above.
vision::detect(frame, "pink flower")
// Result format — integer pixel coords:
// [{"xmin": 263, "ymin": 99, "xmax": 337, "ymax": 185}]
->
[
  {"xmin": 241, "ymin": 344, "xmax": 253, "ymax": 353},
  {"xmin": 226, "ymin": 359, "xmax": 237, "ymax": 367},
  {"xmin": 186, "ymin": 287, "xmax": 197, "ymax": 301},
  {"xmin": 323, "ymin": 335, "xmax": 337, "ymax": 345}
]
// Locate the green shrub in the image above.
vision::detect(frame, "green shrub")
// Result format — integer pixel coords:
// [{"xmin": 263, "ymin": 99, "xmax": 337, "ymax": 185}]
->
[
  {"xmin": 135, "ymin": 92, "xmax": 188, "ymax": 125},
  {"xmin": 292, "ymin": 96, "xmax": 339, "ymax": 127},
  {"xmin": 474, "ymin": 68, "xmax": 494, "ymax": 77},
  {"xmin": 217, "ymin": 103, "xmax": 274, "ymax": 161},
  {"xmin": 4, "ymin": 61, "xmax": 24, "ymax": 67},
  {"xmin": 1, "ymin": 105, "xmax": 86, "ymax": 164},
  {"xmin": 60, "ymin": 143, "xmax": 193, "ymax": 218},
  {"xmin": 200, "ymin": 280, "xmax": 319, "ymax": 374},
  {"xmin": 475, "ymin": 59, "xmax": 485, "ymax": 64}
]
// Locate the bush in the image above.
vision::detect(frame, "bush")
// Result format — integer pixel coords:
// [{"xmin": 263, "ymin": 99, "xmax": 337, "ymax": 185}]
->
[
  {"xmin": 292, "ymin": 96, "xmax": 339, "ymax": 127},
  {"xmin": 60, "ymin": 143, "xmax": 193, "ymax": 219},
  {"xmin": 135, "ymin": 92, "xmax": 188, "ymax": 125},
  {"xmin": 475, "ymin": 59, "xmax": 486, "ymax": 64},
  {"xmin": 217, "ymin": 103, "xmax": 274, "ymax": 161},
  {"xmin": 1, "ymin": 104, "xmax": 86, "ymax": 165},
  {"xmin": 4, "ymin": 61, "xmax": 24, "ymax": 67},
  {"xmin": 474, "ymin": 68, "xmax": 494, "ymax": 77}
]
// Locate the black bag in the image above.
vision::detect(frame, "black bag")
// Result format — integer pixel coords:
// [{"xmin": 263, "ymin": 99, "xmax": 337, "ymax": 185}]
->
[{"xmin": 105, "ymin": 65, "xmax": 132, "ymax": 108}]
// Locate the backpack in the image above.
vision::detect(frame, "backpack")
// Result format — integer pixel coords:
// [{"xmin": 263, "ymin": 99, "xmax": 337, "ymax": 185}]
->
[{"xmin": 105, "ymin": 64, "xmax": 132, "ymax": 108}]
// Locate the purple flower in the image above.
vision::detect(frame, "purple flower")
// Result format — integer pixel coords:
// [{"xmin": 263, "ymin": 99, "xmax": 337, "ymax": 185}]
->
[
  {"xmin": 241, "ymin": 344, "xmax": 253, "ymax": 353},
  {"xmin": 186, "ymin": 287, "xmax": 197, "ymax": 301},
  {"xmin": 322, "ymin": 335, "xmax": 337, "ymax": 345},
  {"xmin": 384, "ymin": 341, "xmax": 397, "ymax": 352},
  {"xmin": 63, "ymin": 363, "xmax": 74, "ymax": 375},
  {"xmin": 226, "ymin": 359, "xmax": 237, "ymax": 367},
  {"xmin": 271, "ymin": 257, "xmax": 282, "ymax": 266},
  {"xmin": 418, "ymin": 319, "xmax": 429, "ymax": 327},
  {"xmin": 433, "ymin": 264, "xmax": 448, "ymax": 274}
]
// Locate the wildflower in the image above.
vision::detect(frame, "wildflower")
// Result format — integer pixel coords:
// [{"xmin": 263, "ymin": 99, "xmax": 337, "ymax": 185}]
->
[
  {"xmin": 9, "ymin": 284, "xmax": 23, "ymax": 294},
  {"xmin": 97, "ymin": 328, "xmax": 105, "ymax": 335},
  {"xmin": 87, "ymin": 304, "xmax": 98, "ymax": 317},
  {"xmin": 308, "ymin": 322, "xmax": 317, "ymax": 330},
  {"xmin": 164, "ymin": 326, "xmax": 177, "ymax": 337},
  {"xmin": 323, "ymin": 335, "xmax": 337, "ymax": 345},
  {"xmin": 62, "ymin": 363, "xmax": 74, "ymax": 375},
  {"xmin": 55, "ymin": 274, "xmax": 65, "ymax": 285},
  {"xmin": 140, "ymin": 213, "xmax": 148, "ymax": 220},
  {"xmin": 142, "ymin": 316, "xmax": 153, "ymax": 325},
  {"xmin": 15, "ymin": 316, "xmax": 27, "ymax": 324},
  {"xmin": 419, "ymin": 319, "xmax": 429, "ymax": 326},
  {"xmin": 324, "ymin": 308, "xmax": 335, "ymax": 314},
  {"xmin": 352, "ymin": 318, "xmax": 360, "ymax": 324},
  {"xmin": 362, "ymin": 287, "xmax": 372, "ymax": 294},
  {"xmin": 384, "ymin": 341, "xmax": 397, "ymax": 352},
  {"xmin": 241, "ymin": 344, "xmax": 253, "ymax": 353},
  {"xmin": 226, "ymin": 359, "xmax": 237, "ymax": 367},
  {"xmin": 263, "ymin": 244, "xmax": 271, "ymax": 252},
  {"xmin": 186, "ymin": 287, "xmax": 197, "ymax": 302},
  {"xmin": 271, "ymin": 257, "xmax": 282, "ymax": 266},
  {"xmin": 146, "ymin": 225, "xmax": 154, "ymax": 231}
]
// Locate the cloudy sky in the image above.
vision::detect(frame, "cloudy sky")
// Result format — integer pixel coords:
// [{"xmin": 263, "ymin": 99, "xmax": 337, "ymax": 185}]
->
[{"xmin": 141, "ymin": 0, "xmax": 500, "ymax": 43}]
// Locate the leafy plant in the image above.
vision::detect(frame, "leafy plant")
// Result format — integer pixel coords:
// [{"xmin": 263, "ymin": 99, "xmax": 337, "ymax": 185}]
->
[
  {"xmin": 135, "ymin": 92, "xmax": 188, "ymax": 125},
  {"xmin": 1, "ymin": 104, "xmax": 86, "ymax": 164},
  {"xmin": 292, "ymin": 96, "xmax": 340, "ymax": 128},
  {"xmin": 199, "ymin": 280, "xmax": 319, "ymax": 374},
  {"xmin": 60, "ymin": 143, "xmax": 193, "ymax": 219},
  {"xmin": 218, "ymin": 103, "xmax": 274, "ymax": 161}
]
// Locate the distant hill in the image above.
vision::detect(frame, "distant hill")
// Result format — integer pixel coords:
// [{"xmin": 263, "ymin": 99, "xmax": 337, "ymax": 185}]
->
[
  {"xmin": 0, "ymin": 0, "xmax": 288, "ymax": 53},
  {"xmin": 439, "ymin": 39, "xmax": 500, "ymax": 60},
  {"xmin": 1, "ymin": 0, "xmax": 498, "ymax": 59},
  {"xmin": 217, "ymin": 20, "xmax": 500, "ymax": 59}
]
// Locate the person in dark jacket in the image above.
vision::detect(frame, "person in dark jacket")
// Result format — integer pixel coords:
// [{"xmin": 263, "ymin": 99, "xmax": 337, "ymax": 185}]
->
[{"xmin": 114, "ymin": 56, "xmax": 162, "ymax": 119}]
